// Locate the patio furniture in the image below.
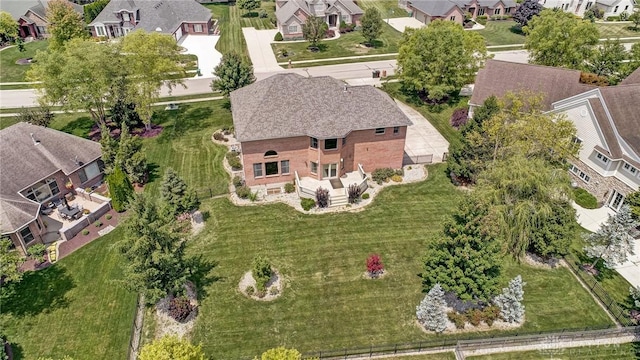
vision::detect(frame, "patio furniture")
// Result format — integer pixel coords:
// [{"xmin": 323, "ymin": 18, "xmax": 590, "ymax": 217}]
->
[
  {"xmin": 41, "ymin": 207, "xmax": 54, "ymax": 215},
  {"xmin": 59, "ymin": 205, "xmax": 82, "ymax": 220}
]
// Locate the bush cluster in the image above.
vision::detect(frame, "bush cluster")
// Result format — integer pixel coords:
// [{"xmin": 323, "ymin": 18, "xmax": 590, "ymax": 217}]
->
[
  {"xmin": 476, "ymin": 15, "xmax": 488, "ymax": 25},
  {"xmin": 362, "ymin": 193, "xmax": 370, "ymax": 200},
  {"xmin": 284, "ymin": 182, "xmax": 295, "ymax": 193},
  {"xmin": 301, "ymin": 198, "xmax": 315, "ymax": 211},
  {"xmin": 168, "ymin": 296, "xmax": 195, "ymax": 322},
  {"xmin": 316, "ymin": 187, "xmax": 329, "ymax": 208},
  {"xmin": 226, "ymin": 151, "xmax": 243, "ymax": 170},
  {"xmin": 339, "ymin": 21, "xmax": 355, "ymax": 33},
  {"xmin": 236, "ymin": 185, "xmax": 251, "ymax": 199},
  {"xmin": 213, "ymin": 132, "xmax": 229, "ymax": 142},
  {"xmin": 347, "ymin": 183, "xmax": 362, "ymax": 203},
  {"xmin": 573, "ymin": 187, "xmax": 598, "ymax": 209},
  {"xmin": 106, "ymin": 214, "xmax": 113, "ymax": 220},
  {"xmin": 253, "ymin": 256, "xmax": 273, "ymax": 291},
  {"xmin": 450, "ymin": 107, "xmax": 469, "ymax": 129},
  {"xmin": 274, "ymin": 32, "xmax": 283, "ymax": 41},
  {"xmin": 372, "ymin": 168, "xmax": 401, "ymax": 184},
  {"xmin": 82, "ymin": 229, "xmax": 90, "ymax": 236},
  {"xmin": 391, "ymin": 174, "xmax": 403, "ymax": 182},
  {"xmin": 94, "ymin": 221, "xmax": 103, "ymax": 227},
  {"xmin": 446, "ymin": 306, "xmax": 501, "ymax": 329},
  {"xmin": 232, "ymin": 175, "xmax": 245, "ymax": 188}
]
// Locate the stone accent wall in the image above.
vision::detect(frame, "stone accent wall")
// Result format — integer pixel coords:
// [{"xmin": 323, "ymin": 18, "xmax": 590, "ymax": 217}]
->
[{"xmin": 569, "ymin": 159, "xmax": 635, "ymax": 204}]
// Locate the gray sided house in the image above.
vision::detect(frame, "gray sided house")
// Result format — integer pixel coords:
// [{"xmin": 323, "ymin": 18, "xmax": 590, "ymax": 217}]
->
[
  {"xmin": 0, "ymin": 0, "xmax": 83, "ymax": 39},
  {"xmin": 88, "ymin": 0, "xmax": 213, "ymax": 41},
  {"xmin": 401, "ymin": 0, "xmax": 518, "ymax": 25},
  {"xmin": 470, "ymin": 60, "xmax": 640, "ymax": 210},
  {"xmin": 275, "ymin": 0, "xmax": 363, "ymax": 39},
  {"xmin": 0, "ymin": 123, "xmax": 104, "ymax": 255}
]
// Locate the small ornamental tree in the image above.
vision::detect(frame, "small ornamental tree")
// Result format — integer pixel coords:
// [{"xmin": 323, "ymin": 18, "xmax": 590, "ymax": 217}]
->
[
  {"xmin": 99, "ymin": 124, "xmax": 118, "ymax": 175},
  {"xmin": 630, "ymin": 11, "xmax": 640, "ymax": 30},
  {"xmin": 107, "ymin": 166, "xmax": 133, "ymax": 212},
  {"xmin": 138, "ymin": 336, "xmax": 205, "ymax": 360},
  {"xmin": 160, "ymin": 168, "xmax": 200, "ymax": 216},
  {"xmin": 584, "ymin": 205, "xmax": 639, "ymax": 269},
  {"xmin": 253, "ymin": 256, "xmax": 272, "ymax": 291},
  {"xmin": 493, "ymin": 275, "xmax": 526, "ymax": 324},
  {"xmin": 260, "ymin": 347, "xmax": 302, "ymax": 360},
  {"xmin": 416, "ymin": 283, "xmax": 448, "ymax": 333},
  {"xmin": 366, "ymin": 254, "xmax": 384, "ymax": 277},
  {"xmin": 316, "ymin": 187, "xmax": 329, "ymax": 208},
  {"xmin": 625, "ymin": 190, "xmax": 640, "ymax": 220},
  {"xmin": 237, "ymin": 0, "xmax": 261, "ymax": 13},
  {"xmin": 450, "ymin": 107, "xmax": 469, "ymax": 129},
  {"xmin": 361, "ymin": 7, "xmax": 384, "ymax": 46},
  {"xmin": 302, "ymin": 16, "xmax": 328, "ymax": 48},
  {"xmin": 513, "ymin": 0, "xmax": 543, "ymax": 27},
  {"xmin": 211, "ymin": 52, "xmax": 256, "ymax": 97}
]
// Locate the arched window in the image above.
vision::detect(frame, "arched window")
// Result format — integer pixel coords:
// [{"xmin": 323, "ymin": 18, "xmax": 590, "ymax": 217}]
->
[{"xmin": 264, "ymin": 150, "xmax": 278, "ymax": 157}]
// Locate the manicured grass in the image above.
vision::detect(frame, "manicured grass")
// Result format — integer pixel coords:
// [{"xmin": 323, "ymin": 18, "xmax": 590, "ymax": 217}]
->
[
  {"xmin": 358, "ymin": 0, "xmax": 410, "ymax": 18},
  {"xmin": 382, "ymin": 82, "xmax": 465, "ymax": 149},
  {"xmin": 0, "ymin": 40, "xmax": 49, "ymax": 83},
  {"xmin": 189, "ymin": 165, "xmax": 613, "ymax": 358},
  {"xmin": 597, "ymin": 23, "xmax": 640, "ymax": 39},
  {"xmin": 272, "ymin": 22, "xmax": 403, "ymax": 61},
  {"xmin": 287, "ymin": 54, "xmax": 398, "ymax": 67},
  {"xmin": 390, "ymin": 353, "xmax": 456, "ymax": 360},
  {"xmin": 467, "ymin": 342, "xmax": 639, "ymax": 359},
  {"xmin": 477, "ymin": 20, "xmax": 525, "ymax": 46},
  {"xmin": 0, "ymin": 228, "xmax": 137, "ymax": 360}
]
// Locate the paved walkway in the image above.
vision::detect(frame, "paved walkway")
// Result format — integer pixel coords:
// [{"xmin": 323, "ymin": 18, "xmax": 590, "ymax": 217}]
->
[
  {"xmin": 242, "ymin": 27, "xmax": 282, "ymax": 73},
  {"xmin": 178, "ymin": 35, "xmax": 223, "ymax": 79},
  {"xmin": 396, "ymin": 100, "xmax": 450, "ymax": 163}
]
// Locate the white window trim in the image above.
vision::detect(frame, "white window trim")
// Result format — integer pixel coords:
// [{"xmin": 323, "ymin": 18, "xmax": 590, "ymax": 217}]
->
[{"xmin": 194, "ymin": 24, "xmax": 203, "ymax": 33}]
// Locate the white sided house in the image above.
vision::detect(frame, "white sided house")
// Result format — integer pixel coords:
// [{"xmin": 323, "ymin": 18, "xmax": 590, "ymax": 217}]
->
[
  {"xmin": 538, "ymin": 0, "xmax": 636, "ymax": 19},
  {"xmin": 275, "ymin": 0, "xmax": 363, "ymax": 39}
]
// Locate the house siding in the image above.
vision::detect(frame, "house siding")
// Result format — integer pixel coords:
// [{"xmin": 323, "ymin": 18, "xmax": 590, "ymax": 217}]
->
[
  {"xmin": 7, "ymin": 216, "xmax": 46, "ymax": 256},
  {"xmin": 182, "ymin": 19, "xmax": 213, "ymax": 34},
  {"xmin": 569, "ymin": 158, "xmax": 636, "ymax": 204}
]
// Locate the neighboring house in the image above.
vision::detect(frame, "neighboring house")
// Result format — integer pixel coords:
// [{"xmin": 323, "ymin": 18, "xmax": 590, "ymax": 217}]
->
[
  {"xmin": 470, "ymin": 60, "xmax": 640, "ymax": 210},
  {"xmin": 0, "ymin": 123, "xmax": 104, "ymax": 255},
  {"xmin": 230, "ymin": 74, "xmax": 412, "ymax": 205},
  {"xmin": 401, "ymin": 0, "xmax": 517, "ymax": 25},
  {"xmin": 88, "ymin": 0, "xmax": 213, "ymax": 41},
  {"xmin": 539, "ymin": 0, "xmax": 635, "ymax": 19},
  {"xmin": 0, "ymin": 0, "xmax": 83, "ymax": 39},
  {"xmin": 275, "ymin": 0, "xmax": 363, "ymax": 39}
]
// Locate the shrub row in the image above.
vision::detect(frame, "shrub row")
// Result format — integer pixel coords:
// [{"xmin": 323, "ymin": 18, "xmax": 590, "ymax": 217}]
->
[
  {"xmin": 447, "ymin": 306, "xmax": 501, "ymax": 329},
  {"xmin": 372, "ymin": 168, "xmax": 403, "ymax": 184},
  {"xmin": 226, "ymin": 151, "xmax": 242, "ymax": 170}
]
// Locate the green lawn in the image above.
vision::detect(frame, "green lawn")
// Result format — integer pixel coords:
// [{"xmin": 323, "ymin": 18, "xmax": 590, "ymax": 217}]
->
[
  {"xmin": 358, "ymin": 0, "xmax": 409, "ymax": 18},
  {"xmin": 390, "ymin": 353, "xmax": 456, "ymax": 360},
  {"xmin": 0, "ymin": 228, "xmax": 137, "ymax": 360},
  {"xmin": 467, "ymin": 342, "xmax": 639, "ymax": 359},
  {"xmin": 0, "ymin": 40, "xmax": 49, "ymax": 83},
  {"xmin": 272, "ymin": 22, "xmax": 403, "ymax": 62},
  {"xmin": 477, "ymin": 20, "xmax": 525, "ymax": 46},
  {"xmin": 597, "ymin": 23, "xmax": 640, "ymax": 39}
]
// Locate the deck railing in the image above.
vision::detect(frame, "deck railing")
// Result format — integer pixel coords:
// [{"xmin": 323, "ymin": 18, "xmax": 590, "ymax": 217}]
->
[{"xmin": 295, "ymin": 171, "xmax": 316, "ymax": 198}]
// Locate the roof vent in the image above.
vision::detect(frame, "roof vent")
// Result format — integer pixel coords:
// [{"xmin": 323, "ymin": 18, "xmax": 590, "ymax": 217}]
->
[
  {"xmin": 30, "ymin": 133, "xmax": 40, "ymax": 145},
  {"xmin": 343, "ymin": 84, "xmax": 348, "ymax": 92}
]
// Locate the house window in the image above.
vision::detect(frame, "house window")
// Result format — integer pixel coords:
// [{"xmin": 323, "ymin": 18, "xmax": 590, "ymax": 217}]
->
[
  {"xmin": 324, "ymin": 138, "xmax": 338, "ymax": 150},
  {"xmin": 310, "ymin": 161, "xmax": 318, "ymax": 174},
  {"xmin": 572, "ymin": 136, "xmax": 583, "ymax": 145},
  {"xmin": 393, "ymin": 126, "xmax": 400, "ymax": 134},
  {"xmin": 194, "ymin": 24, "xmax": 203, "ymax": 33},
  {"xmin": 579, "ymin": 171, "xmax": 590, "ymax": 183},
  {"xmin": 505, "ymin": 7, "xmax": 511, "ymax": 14},
  {"xmin": 494, "ymin": 8, "xmax": 501, "ymax": 15},
  {"xmin": 281, "ymin": 160, "xmax": 290, "ymax": 174},
  {"xmin": 478, "ymin": 8, "xmax": 485, "ymax": 15},
  {"xmin": 596, "ymin": 153, "xmax": 609, "ymax": 164},
  {"xmin": 624, "ymin": 5, "xmax": 629, "ymax": 10},
  {"xmin": 96, "ymin": 26, "xmax": 105, "ymax": 36},
  {"xmin": 37, "ymin": 26, "xmax": 47, "ymax": 35},
  {"xmin": 623, "ymin": 163, "xmax": 638, "ymax": 174},
  {"xmin": 586, "ymin": 2, "xmax": 593, "ymax": 8},
  {"xmin": 25, "ymin": 178, "xmax": 60, "ymax": 202},
  {"xmin": 20, "ymin": 227, "xmax": 35, "ymax": 244},
  {"xmin": 265, "ymin": 161, "xmax": 279, "ymax": 176},
  {"xmin": 375, "ymin": 128, "xmax": 385, "ymax": 135},
  {"xmin": 78, "ymin": 162, "xmax": 101, "ymax": 184},
  {"xmin": 264, "ymin": 150, "xmax": 278, "ymax": 157},
  {"xmin": 253, "ymin": 163, "xmax": 263, "ymax": 177},
  {"xmin": 122, "ymin": 12, "xmax": 130, "ymax": 21},
  {"xmin": 310, "ymin": 137, "xmax": 318, "ymax": 148},
  {"xmin": 614, "ymin": 5, "xmax": 618, "ymax": 12},
  {"xmin": 569, "ymin": 164, "xmax": 580, "ymax": 174},
  {"xmin": 342, "ymin": 15, "xmax": 349, "ymax": 22},
  {"xmin": 450, "ymin": 15, "xmax": 456, "ymax": 21},
  {"xmin": 288, "ymin": 25, "xmax": 298, "ymax": 33}
]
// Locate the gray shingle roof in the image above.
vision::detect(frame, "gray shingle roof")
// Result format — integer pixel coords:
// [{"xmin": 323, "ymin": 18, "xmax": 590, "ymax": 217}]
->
[
  {"xmin": 0, "ymin": 122, "xmax": 102, "ymax": 233},
  {"xmin": 276, "ymin": 0, "xmax": 362, "ymax": 24},
  {"xmin": 89, "ymin": 0, "xmax": 211, "ymax": 34},
  {"xmin": 408, "ymin": 0, "xmax": 461, "ymax": 16},
  {"xmin": 0, "ymin": 0, "xmax": 82, "ymax": 21},
  {"xmin": 470, "ymin": 59, "xmax": 594, "ymax": 110},
  {"xmin": 230, "ymin": 74, "xmax": 413, "ymax": 142},
  {"xmin": 599, "ymin": 85, "xmax": 640, "ymax": 158}
]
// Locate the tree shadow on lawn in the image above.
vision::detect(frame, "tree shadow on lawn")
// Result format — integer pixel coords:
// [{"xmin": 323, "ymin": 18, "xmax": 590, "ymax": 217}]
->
[
  {"xmin": 5, "ymin": 339, "xmax": 24, "ymax": 360},
  {"xmin": 242, "ymin": 11, "xmax": 259, "ymax": 18},
  {"xmin": 307, "ymin": 43, "xmax": 328, "ymax": 52},
  {"xmin": 362, "ymin": 39, "xmax": 384, "ymax": 48},
  {"xmin": 0, "ymin": 265, "xmax": 75, "ymax": 317},
  {"xmin": 187, "ymin": 255, "xmax": 222, "ymax": 301},
  {"xmin": 145, "ymin": 162, "xmax": 162, "ymax": 186},
  {"xmin": 57, "ymin": 116, "xmax": 94, "ymax": 139}
]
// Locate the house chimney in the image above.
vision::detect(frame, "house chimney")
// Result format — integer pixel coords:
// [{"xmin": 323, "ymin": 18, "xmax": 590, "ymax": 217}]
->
[{"xmin": 30, "ymin": 133, "xmax": 40, "ymax": 145}]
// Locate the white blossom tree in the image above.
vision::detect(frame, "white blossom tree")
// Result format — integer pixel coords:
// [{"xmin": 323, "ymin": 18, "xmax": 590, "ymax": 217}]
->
[
  {"xmin": 494, "ymin": 275, "xmax": 526, "ymax": 324},
  {"xmin": 584, "ymin": 205, "xmax": 639, "ymax": 269},
  {"xmin": 416, "ymin": 283, "xmax": 447, "ymax": 333}
]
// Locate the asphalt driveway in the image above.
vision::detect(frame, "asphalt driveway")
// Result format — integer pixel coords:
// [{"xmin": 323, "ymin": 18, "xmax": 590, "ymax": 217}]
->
[{"xmin": 178, "ymin": 35, "xmax": 223, "ymax": 78}]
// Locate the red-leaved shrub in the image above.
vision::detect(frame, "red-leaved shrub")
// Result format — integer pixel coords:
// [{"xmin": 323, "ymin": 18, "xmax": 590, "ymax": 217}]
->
[
  {"xmin": 366, "ymin": 254, "xmax": 384, "ymax": 276},
  {"xmin": 450, "ymin": 108, "xmax": 469, "ymax": 129},
  {"xmin": 168, "ymin": 296, "xmax": 194, "ymax": 322}
]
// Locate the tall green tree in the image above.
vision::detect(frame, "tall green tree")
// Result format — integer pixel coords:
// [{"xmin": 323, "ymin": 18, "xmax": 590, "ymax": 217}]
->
[
  {"xmin": 99, "ymin": 124, "xmax": 118, "ymax": 175},
  {"xmin": 28, "ymin": 39, "xmax": 122, "ymax": 126},
  {"xmin": 524, "ymin": 9, "xmax": 599, "ymax": 69},
  {"xmin": 211, "ymin": 52, "xmax": 255, "ymax": 97},
  {"xmin": 121, "ymin": 30, "xmax": 186, "ymax": 131},
  {"xmin": 0, "ymin": 11, "xmax": 18, "ymax": 42},
  {"xmin": 138, "ymin": 336, "xmax": 205, "ymax": 360},
  {"xmin": 360, "ymin": 8, "xmax": 383, "ymax": 45},
  {"xmin": 46, "ymin": 0, "xmax": 88, "ymax": 50},
  {"xmin": 585, "ymin": 205, "xmax": 639, "ymax": 269},
  {"xmin": 120, "ymin": 194, "xmax": 190, "ymax": 304},
  {"xmin": 626, "ymin": 190, "xmax": 640, "ymax": 220},
  {"xmin": 586, "ymin": 39, "xmax": 627, "ymax": 84},
  {"xmin": 397, "ymin": 20, "xmax": 488, "ymax": 101},
  {"xmin": 116, "ymin": 123, "xmax": 147, "ymax": 184},
  {"xmin": 160, "ymin": 168, "xmax": 200, "ymax": 216},
  {"xmin": 302, "ymin": 16, "xmax": 328, "ymax": 47},
  {"xmin": 106, "ymin": 166, "xmax": 133, "ymax": 212},
  {"xmin": 421, "ymin": 196, "xmax": 503, "ymax": 301},
  {"xmin": 0, "ymin": 238, "xmax": 24, "ymax": 285},
  {"xmin": 475, "ymin": 155, "xmax": 575, "ymax": 259}
]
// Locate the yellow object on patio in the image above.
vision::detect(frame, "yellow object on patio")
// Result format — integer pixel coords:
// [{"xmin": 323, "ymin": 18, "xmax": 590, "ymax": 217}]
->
[{"xmin": 47, "ymin": 243, "xmax": 58, "ymax": 263}]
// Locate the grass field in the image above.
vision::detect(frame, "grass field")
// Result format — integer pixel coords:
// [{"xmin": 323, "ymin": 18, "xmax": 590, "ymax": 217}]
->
[
  {"xmin": 0, "ymin": 40, "xmax": 49, "ymax": 83},
  {"xmin": 272, "ymin": 22, "xmax": 403, "ymax": 61},
  {"xmin": 358, "ymin": 0, "xmax": 409, "ymax": 18},
  {"xmin": 597, "ymin": 23, "xmax": 640, "ymax": 39},
  {"xmin": 0, "ymin": 228, "xmax": 137, "ymax": 360},
  {"xmin": 467, "ymin": 342, "xmax": 639, "ymax": 359},
  {"xmin": 477, "ymin": 21, "xmax": 525, "ymax": 46}
]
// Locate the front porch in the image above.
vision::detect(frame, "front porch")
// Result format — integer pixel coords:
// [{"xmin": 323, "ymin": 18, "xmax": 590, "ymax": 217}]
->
[{"xmin": 295, "ymin": 164, "xmax": 368, "ymax": 207}]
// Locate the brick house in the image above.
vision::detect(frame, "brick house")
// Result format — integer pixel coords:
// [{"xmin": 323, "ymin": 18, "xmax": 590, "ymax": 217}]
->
[
  {"xmin": 230, "ymin": 74, "xmax": 412, "ymax": 204},
  {"xmin": 470, "ymin": 60, "xmax": 640, "ymax": 210},
  {"xmin": 88, "ymin": 0, "xmax": 213, "ymax": 41},
  {"xmin": 275, "ymin": 0, "xmax": 363, "ymax": 39},
  {"xmin": 0, "ymin": 123, "xmax": 105, "ymax": 255},
  {"xmin": 0, "ymin": 0, "xmax": 83, "ymax": 39},
  {"xmin": 401, "ymin": 0, "xmax": 517, "ymax": 25}
]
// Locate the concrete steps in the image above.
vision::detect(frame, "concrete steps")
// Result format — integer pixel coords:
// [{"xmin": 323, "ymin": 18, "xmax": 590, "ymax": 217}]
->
[{"xmin": 330, "ymin": 195, "xmax": 348, "ymax": 207}]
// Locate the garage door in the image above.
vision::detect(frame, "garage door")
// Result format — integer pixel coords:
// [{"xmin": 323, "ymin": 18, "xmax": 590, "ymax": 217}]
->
[{"xmin": 174, "ymin": 27, "xmax": 183, "ymax": 41}]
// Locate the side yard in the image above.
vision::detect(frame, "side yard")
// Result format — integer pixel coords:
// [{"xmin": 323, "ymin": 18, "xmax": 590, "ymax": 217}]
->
[{"xmin": 0, "ymin": 40, "xmax": 49, "ymax": 83}]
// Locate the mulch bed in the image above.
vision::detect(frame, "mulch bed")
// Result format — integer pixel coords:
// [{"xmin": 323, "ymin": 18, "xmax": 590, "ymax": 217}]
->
[
  {"xmin": 88, "ymin": 123, "xmax": 163, "ymax": 141},
  {"xmin": 133, "ymin": 125, "xmax": 163, "ymax": 138},
  {"xmin": 57, "ymin": 209, "xmax": 122, "ymax": 260}
]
